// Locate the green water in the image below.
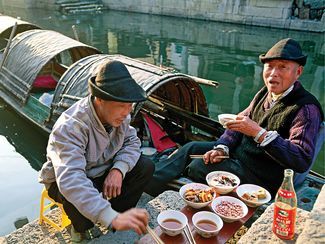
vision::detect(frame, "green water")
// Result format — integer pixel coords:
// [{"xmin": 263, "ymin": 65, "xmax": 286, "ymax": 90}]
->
[{"xmin": 0, "ymin": 6, "xmax": 324, "ymax": 235}]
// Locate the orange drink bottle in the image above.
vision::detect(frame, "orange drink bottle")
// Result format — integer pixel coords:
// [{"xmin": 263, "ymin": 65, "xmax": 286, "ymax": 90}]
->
[{"xmin": 272, "ymin": 169, "xmax": 297, "ymax": 240}]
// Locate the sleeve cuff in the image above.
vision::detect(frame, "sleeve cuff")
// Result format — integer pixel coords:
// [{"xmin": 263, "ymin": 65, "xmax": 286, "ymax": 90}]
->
[
  {"xmin": 213, "ymin": 144, "xmax": 229, "ymax": 155},
  {"xmin": 98, "ymin": 206, "xmax": 120, "ymax": 228},
  {"xmin": 260, "ymin": 131, "xmax": 279, "ymax": 147},
  {"xmin": 111, "ymin": 161, "xmax": 129, "ymax": 178}
]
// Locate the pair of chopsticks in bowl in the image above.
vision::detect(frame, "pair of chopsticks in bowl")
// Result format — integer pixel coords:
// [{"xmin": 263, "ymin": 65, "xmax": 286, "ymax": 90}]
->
[
  {"xmin": 184, "ymin": 224, "xmax": 196, "ymax": 244},
  {"xmin": 190, "ymin": 154, "xmax": 229, "ymax": 159},
  {"xmin": 146, "ymin": 225, "xmax": 164, "ymax": 244},
  {"xmin": 146, "ymin": 224, "xmax": 196, "ymax": 244}
]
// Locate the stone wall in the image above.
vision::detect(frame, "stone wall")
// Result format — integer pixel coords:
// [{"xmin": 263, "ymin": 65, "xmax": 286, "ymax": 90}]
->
[{"xmin": 102, "ymin": 0, "xmax": 324, "ymax": 32}]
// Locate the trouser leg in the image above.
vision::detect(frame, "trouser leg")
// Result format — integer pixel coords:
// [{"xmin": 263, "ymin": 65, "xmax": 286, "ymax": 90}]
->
[
  {"xmin": 48, "ymin": 182, "xmax": 94, "ymax": 233},
  {"xmin": 47, "ymin": 155, "xmax": 154, "ymax": 232},
  {"xmin": 145, "ymin": 141, "xmax": 215, "ymax": 196},
  {"xmin": 109, "ymin": 156, "xmax": 154, "ymax": 211}
]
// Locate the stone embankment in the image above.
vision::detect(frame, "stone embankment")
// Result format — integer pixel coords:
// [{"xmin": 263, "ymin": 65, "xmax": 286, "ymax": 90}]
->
[
  {"xmin": 1, "ymin": 0, "xmax": 323, "ymax": 32},
  {"xmin": 1, "ymin": 186, "xmax": 324, "ymax": 243},
  {"xmin": 102, "ymin": 0, "xmax": 324, "ymax": 32}
]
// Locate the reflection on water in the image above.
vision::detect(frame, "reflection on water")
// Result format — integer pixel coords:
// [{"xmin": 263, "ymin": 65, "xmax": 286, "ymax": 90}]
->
[
  {"xmin": 0, "ymin": 102, "xmax": 48, "ymax": 170},
  {"xmin": 0, "ymin": 101, "xmax": 47, "ymax": 235},
  {"xmin": 0, "ymin": 6, "xmax": 324, "ymax": 234}
]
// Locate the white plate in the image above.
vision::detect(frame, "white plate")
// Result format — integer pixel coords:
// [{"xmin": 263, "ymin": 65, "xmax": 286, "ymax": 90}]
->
[{"xmin": 236, "ymin": 184, "xmax": 271, "ymax": 207}]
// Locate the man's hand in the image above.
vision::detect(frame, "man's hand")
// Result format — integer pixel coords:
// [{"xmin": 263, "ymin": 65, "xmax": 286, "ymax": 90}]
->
[
  {"xmin": 225, "ymin": 115, "xmax": 261, "ymax": 137},
  {"xmin": 103, "ymin": 169, "xmax": 123, "ymax": 199},
  {"xmin": 203, "ymin": 149, "xmax": 226, "ymax": 164},
  {"xmin": 111, "ymin": 208, "xmax": 149, "ymax": 235}
]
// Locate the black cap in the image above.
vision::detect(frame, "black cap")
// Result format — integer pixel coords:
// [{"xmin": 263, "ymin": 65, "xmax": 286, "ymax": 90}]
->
[
  {"xmin": 88, "ymin": 60, "xmax": 147, "ymax": 102},
  {"xmin": 259, "ymin": 38, "xmax": 307, "ymax": 66}
]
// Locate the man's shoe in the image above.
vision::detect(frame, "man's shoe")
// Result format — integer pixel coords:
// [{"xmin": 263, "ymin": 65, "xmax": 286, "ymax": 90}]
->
[
  {"xmin": 70, "ymin": 225, "xmax": 102, "ymax": 243},
  {"xmin": 70, "ymin": 226, "xmax": 90, "ymax": 243}
]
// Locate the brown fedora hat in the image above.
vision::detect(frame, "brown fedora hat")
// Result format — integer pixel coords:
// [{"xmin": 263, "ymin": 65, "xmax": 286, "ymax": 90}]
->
[
  {"xmin": 259, "ymin": 38, "xmax": 307, "ymax": 66},
  {"xmin": 89, "ymin": 60, "xmax": 147, "ymax": 102}
]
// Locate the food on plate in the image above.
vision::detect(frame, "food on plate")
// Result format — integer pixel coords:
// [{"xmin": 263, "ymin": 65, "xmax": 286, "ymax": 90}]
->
[
  {"xmin": 242, "ymin": 188, "xmax": 267, "ymax": 202},
  {"xmin": 256, "ymin": 188, "xmax": 267, "ymax": 199},
  {"xmin": 211, "ymin": 175, "xmax": 237, "ymax": 187},
  {"xmin": 242, "ymin": 192, "xmax": 258, "ymax": 202},
  {"xmin": 214, "ymin": 200, "xmax": 244, "ymax": 218},
  {"xmin": 184, "ymin": 188, "xmax": 215, "ymax": 203}
]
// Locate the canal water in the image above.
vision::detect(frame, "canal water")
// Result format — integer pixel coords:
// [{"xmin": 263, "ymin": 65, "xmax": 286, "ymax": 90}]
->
[{"xmin": 0, "ymin": 5, "xmax": 324, "ymax": 235}]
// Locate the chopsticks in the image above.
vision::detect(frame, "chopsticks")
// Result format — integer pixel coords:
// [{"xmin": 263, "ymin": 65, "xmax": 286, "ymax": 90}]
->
[
  {"xmin": 146, "ymin": 225, "xmax": 164, "ymax": 244},
  {"xmin": 190, "ymin": 154, "xmax": 229, "ymax": 159},
  {"xmin": 183, "ymin": 224, "xmax": 196, "ymax": 244}
]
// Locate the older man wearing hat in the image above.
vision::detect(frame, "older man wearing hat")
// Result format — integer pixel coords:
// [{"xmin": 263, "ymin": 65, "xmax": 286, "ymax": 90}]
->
[
  {"xmin": 39, "ymin": 60, "xmax": 154, "ymax": 241},
  {"xmin": 145, "ymin": 38, "xmax": 323, "ymax": 198}
]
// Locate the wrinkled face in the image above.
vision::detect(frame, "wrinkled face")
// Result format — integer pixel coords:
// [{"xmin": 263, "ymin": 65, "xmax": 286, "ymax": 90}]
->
[
  {"xmin": 94, "ymin": 98, "xmax": 133, "ymax": 127},
  {"xmin": 263, "ymin": 59, "xmax": 303, "ymax": 95}
]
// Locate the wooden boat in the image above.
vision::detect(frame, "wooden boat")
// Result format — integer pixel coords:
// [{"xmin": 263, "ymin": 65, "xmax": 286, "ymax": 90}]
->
[{"xmin": 0, "ymin": 28, "xmax": 101, "ymax": 134}]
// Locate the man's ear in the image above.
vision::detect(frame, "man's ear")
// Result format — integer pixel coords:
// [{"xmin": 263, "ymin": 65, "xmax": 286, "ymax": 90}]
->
[{"xmin": 296, "ymin": 65, "xmax": 303, "ymax": 79}]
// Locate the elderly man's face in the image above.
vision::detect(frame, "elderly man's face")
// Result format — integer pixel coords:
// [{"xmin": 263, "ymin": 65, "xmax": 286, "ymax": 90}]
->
[
  {"xmin": 263, "ymin": 59, "xmax": 303, "ymax": 95},
  {"xmin": 95, "ymin": 99, "xmax": 133, "ymax": 127}
]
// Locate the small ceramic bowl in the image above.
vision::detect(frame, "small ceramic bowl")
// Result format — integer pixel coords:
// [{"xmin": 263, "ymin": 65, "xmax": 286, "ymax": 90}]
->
[
  {"xmin": 192, "ymin": 211, "xmax": 223, "ymax": 238},
  {"xmin": 206, "ymin": 171, "xmax": 240, "ymax": 194},
  {"xmin": 140, "ymin": 147, "xmax": 157, "ymax": 156},
  {"xmin": 218, "ymin": 114, "xmax": 237, "ymax": 128},
  {"xmin": 179, "ymin": 183, "xmax": 215, "ymax": 209},
  {"xmin": 211, "ymin": 196, "xmax": 248, "ymax": 223},
  {"xmin": 236, "ymin": 184, "xmax": 271, "ymax": 207},
  {"xmin": 157, "ymin": 210, "xmax": 187, "ymax": 236}
]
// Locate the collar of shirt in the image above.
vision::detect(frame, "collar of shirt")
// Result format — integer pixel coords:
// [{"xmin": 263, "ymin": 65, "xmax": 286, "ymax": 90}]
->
[{"xmin": 266, "ymin": 84, "xmax": 295, "ymax": 109}]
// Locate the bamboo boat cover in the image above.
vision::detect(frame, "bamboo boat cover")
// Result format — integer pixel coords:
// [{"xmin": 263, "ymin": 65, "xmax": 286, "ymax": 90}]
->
[
  {"xmin": 0, "ymin": 29, "xmax": 100, "ymax": 104},
  {"xmin": 0, "ymin": 15, "xmax": 40, "ymax": 41},
  {"xmin": 50, "ymin": 54, "xmax": 209, "ymax": 126}
]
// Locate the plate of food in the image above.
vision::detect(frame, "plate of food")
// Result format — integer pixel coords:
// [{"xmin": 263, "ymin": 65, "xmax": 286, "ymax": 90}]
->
[
  {"xmin": 206, "ymin": 171, "xmax": 240, "ymax": 194},
  {"xmin": 236, "ymin": 184, "xmax": 271, "ymax": 207},
  {"xmin": 179, "ymin": 183, "xmax": 216, "ymax": 209}
]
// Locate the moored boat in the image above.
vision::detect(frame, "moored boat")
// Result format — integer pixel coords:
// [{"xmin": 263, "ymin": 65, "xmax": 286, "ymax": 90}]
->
[
  {"xmin": 0, "ymin": 15, "xmax": 40, "ymax": 51},
  {"xmin": 0, "ymin": 28, "xmax": 100, "ymax": 133}
]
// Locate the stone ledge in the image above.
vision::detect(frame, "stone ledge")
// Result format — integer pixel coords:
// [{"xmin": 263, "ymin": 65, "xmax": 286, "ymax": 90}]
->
[
  {"xmin": 146, "ymin": 190, "xmax": 186, "ymax": 228},
  {"xmin": 296, "ymin": 185, "xmax": 325, "ymax": 243}
]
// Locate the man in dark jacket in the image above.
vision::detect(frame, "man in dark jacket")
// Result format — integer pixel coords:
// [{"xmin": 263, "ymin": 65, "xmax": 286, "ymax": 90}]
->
[{"xmin": 146, "ymin": 38, "xmax": 324, "ymax": 197}]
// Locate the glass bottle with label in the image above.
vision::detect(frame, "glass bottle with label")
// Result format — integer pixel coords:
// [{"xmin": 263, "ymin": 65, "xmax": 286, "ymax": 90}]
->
[{"xmin": 272, "ymin": 169, "xmax": 297, "ymax": 240}]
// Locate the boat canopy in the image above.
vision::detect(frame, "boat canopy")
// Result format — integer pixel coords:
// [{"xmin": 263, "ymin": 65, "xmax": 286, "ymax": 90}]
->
[
  {"xmin": 49, "ymin": 54, "xmax": 222, "ymax": 139},
  {"xmin": 0, "ymin": 29, "xmax": 100, "ymax": 105},
  {"xmin": 0, "ymin": 15, "xmax": 40, "ymax": 50}
]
